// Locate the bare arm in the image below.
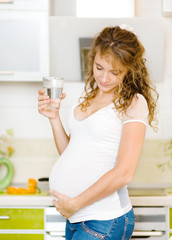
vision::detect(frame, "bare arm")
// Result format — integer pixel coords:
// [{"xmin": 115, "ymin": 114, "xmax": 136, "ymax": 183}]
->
[
  {"xmin": 38, "ymin": 89, "xmax": 70, "ymax": 154},
  {"xmin": 49, "ymin": 117, "xmax": 70, "ymax": 154}
]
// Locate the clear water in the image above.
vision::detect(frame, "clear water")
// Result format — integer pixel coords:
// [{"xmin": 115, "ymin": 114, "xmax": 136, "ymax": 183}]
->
[{"xmin": 47, "ymin": 87, "xmax": 63, "ymax": 99}]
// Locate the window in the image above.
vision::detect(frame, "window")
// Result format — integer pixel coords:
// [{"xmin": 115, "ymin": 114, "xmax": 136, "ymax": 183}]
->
[{"xmin": 76, "ymin": 0, "xmax": 135, "ymax": 18}]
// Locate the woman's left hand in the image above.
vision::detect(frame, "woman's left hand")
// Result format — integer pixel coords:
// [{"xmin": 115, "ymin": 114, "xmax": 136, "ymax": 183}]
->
[{"xmin": 50, "ymin": 190, "xmax": 78, "ymax": 219}]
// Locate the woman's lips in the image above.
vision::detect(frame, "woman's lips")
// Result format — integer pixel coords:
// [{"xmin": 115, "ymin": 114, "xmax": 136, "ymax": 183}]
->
[{"xmin": 99, "ymin": 82, "xmax": 111, "ymax": 87}]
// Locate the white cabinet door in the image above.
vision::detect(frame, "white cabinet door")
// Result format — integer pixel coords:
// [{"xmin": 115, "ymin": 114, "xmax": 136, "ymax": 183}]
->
[
  {"xmin": 162, "ymin": 0, "xmax": 172, "ymax": 16},
  {"xmin": 0, "ymin": 10, "xmax": 49, "ymax": 81},
  {"xmin": 0, "ymin": 0, "xmax": 48, "ymax": 10}
]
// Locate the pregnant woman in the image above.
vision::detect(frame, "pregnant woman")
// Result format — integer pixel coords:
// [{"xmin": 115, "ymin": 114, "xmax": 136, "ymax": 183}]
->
[{"xmin": 38, "ymin": 26, "xmax": 158, "ymax": 239}]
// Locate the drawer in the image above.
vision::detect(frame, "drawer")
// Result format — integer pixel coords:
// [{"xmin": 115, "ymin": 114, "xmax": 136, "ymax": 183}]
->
[
  {"xmin": 0, "ymin": 234, "xmax": 44, "ymax": 240},
  {"xmin": 0, "ymin": 208, "xmax": 44, "ymax": 229},
  {"xmin": 170, "ymin": 208, "xmax": 172, "ymax": 229}
]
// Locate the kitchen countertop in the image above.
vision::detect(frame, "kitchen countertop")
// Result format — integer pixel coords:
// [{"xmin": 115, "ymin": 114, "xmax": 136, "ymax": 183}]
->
[{"xmin": 0, "ymin": 195, "xmax": 172, "ymax": 207}]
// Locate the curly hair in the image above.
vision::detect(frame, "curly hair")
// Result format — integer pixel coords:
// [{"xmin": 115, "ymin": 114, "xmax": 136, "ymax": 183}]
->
[{"xmin": 79, "ymin": 26, "xmax": 159, "ymax": 131}]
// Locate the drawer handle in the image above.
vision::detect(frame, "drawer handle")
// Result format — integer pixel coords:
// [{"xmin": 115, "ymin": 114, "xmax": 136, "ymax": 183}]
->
[
  {"xmin": 46, "ymin": 231, "xmax": 65, "ymax": 237},
  {"xmin": 0, "ymin": 1, "xmax": 13, "ymax": 3},
  {"xmin": 132, "ymin": 230, "xmax": 165, "ymax": 237},
  {"xmin": 0, "ymin": 71, "xmax": 14, "ymax": 75},
  {"xmin": 0, "ymin": 216, "xmax": 10, "ymax": 220}
]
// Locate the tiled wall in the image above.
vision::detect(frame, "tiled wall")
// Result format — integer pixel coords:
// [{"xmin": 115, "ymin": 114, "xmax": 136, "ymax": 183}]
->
[
  {"xmin": 4, "ymin": 138, "xmax": 171, "ymax": 184},
  {"xmin": 131, "ymin": 139, "xmax": 172, "ymax": 185},
  {"xmin": 0, "ymin": 0, "xmax": 172, "ymax": 184},
  {"xmin": 4, "ymin": 138, "xmax": 60, "ymax": 183}
]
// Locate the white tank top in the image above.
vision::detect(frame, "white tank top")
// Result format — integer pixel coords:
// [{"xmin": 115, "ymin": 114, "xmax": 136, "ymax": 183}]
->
[{"xmin": 49, "ymin": 93, "xmax": 148, "ymax": 223}]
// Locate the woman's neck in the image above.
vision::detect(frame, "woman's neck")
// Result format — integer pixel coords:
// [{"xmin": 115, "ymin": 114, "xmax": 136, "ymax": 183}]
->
[{"xmin": 96, "ymin": 89, "xmax": 114, "ymax": 100}]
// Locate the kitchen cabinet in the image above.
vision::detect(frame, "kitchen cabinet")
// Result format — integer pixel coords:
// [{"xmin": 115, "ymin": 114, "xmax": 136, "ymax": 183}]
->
[
  {"xmin": 0, "ymin": 234, "xmax": 44, "ymax": 240},
  {"xmin": 169, "ymin": 207, "xmax": 172, "ymax": 238},
  {"xmin": 0, "ymin": 0, "xmax": 48, "ymax": 11},
  {"xmin": 45, "ymin": 206, "xmax": 66, "ymax": 239},
  {"xmin": 1, "ymin": 196, "xmax": 172, "ymax": 239},
  {"xmin": 0, "ymin": 0, "xmax": 49, "ymax": 82},
  {"xmin": 162, "ymin": 0, "xmax": 172, "ymax": 16},
  {"xmin": 0, "ymin": 207, "xmax": 44, "ymax": 239}
]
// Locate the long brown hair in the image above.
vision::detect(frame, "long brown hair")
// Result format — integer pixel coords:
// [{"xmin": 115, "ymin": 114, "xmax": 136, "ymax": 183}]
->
[{"xmin": 79, "ymin": 26, "xmax": 159, "ymax": 131}]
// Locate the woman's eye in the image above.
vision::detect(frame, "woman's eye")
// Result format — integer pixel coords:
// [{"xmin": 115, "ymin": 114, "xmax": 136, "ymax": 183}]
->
[
  {"xmin": 112, "ymin": 72, "xmax": 119, "ymax": 76},
  {"xmin": 96, "ymin": 66, "xmax": 102, "ymax": 70}
]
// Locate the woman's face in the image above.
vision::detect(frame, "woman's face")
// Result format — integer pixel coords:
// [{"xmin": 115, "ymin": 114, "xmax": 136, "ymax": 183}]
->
[{"xmin": 93, "ymin": 52, "xmax": 127, "ymax": 93}]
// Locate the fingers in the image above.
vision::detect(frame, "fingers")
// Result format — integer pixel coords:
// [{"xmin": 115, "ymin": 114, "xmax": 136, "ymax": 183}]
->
[
  {"xmin": 49, "ymin": 99, "xmax": 61, "ymax": 110},
  {"xmin": 38, "ymin": 99, "xmax": 50, "ymax": 107},
  {"xmin": 50, "ymin": 190, "xmax": 61, "ymax": 198},
  {"xmin": 52, "ymin": 199, "xmax": 66, "ymax": 219},
  {"xmin": 61, "ymin": 92, "xmax": 66, "ymax": 99},
  {"xmin": 51, "ymin": 190, "xmax": 67, "ymax": 199},
  {"xmin": 52, "ymin": 200, "xmax": 60, "ymax": 213},
  {"xmin": 53, "ymin": 199, "xmax": 57, "ymax": 207},
  {"xmin": 38, "ymin": 95, "xmax": 49, "ymax": 101},
  {"xmin": 38, "ymin": 94, "xmax": 49, "ymax": 102},
  {"xmin": 38, "ymin": 89, "xmax": 45, "ymax": 95},
  {"xmin": 38, "ymin": 96, "xmax": 50, "ymax": 112},
  {"xmin": 38, "ymin": 104, "xmax": 48, "ymax": 112},
  {"xmin": 38, "ymin": 89, "xmax": 50, "ymax": 110},
  {"xmin": 38, "ymin": 89, "xmax": 66, "ymax": 114}
]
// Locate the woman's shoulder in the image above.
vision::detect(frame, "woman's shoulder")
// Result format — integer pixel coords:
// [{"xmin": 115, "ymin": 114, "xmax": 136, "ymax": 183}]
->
[
  {"xmin": 127, "ymin": 93, "xmax": 148, "ymax": 113},
  {"xmin": 122, "ymin": 93, "xmax": 149, "ymax": 125},
  {"xmin": 132, "ymin": 93, "xmax": 147, "ymax": 106}
]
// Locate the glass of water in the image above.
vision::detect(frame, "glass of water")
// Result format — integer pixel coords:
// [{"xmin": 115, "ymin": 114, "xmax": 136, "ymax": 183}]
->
[{"xmin": 43, "ymin": 76, "xmax": 64, "ymax": 110}]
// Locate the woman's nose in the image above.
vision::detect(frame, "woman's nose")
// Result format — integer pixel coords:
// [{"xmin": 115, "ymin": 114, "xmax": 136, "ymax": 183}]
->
[{"xmin": 102, "ymin": 72, "xmax": 110, "ymax": 83}]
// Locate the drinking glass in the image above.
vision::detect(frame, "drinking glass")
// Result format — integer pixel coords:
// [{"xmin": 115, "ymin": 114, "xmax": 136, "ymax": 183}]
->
[{"xmin": 43, "ymin": 76, "xmax": 64, "ymax": 110}]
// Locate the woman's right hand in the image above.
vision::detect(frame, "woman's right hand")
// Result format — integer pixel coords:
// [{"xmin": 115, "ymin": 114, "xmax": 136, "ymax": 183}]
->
[{"xmin": 38, "ymin": 89, "xmax": 66, "ymax": 119}]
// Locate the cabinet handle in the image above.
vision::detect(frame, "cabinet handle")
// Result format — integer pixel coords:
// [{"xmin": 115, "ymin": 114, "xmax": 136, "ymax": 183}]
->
[
  {"xmin": 46, "ymin": 231, "xmax": 65, "ymax": 237},
  {"xmin": 0, "ymin": 0, "xmax": 13, "ymax": 3},
  {"xmin": 0, "ymin": 71, "xmax": 14, "ymax": 75},
  {"xmin": 132, "ymin": 230, "xmax": 165, "ymax": 237},
  {"xmin": 0, "ymin": 216, "xmax": 10, "ymax": 220}
]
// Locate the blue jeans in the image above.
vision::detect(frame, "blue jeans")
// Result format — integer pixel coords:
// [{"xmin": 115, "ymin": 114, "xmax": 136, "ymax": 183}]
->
[{"xmin": 65, "ymin": 208, "xmax": 135, "ymax": 240}]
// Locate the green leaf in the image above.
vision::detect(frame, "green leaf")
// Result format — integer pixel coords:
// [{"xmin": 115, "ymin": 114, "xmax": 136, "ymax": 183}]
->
[
  {"xmin": 6, "ymin": 129, "xmax": 13, "ymax": 137},
  {"xmin": 35, "ymin": 186, "xmax": 41, "ymax": 194}
]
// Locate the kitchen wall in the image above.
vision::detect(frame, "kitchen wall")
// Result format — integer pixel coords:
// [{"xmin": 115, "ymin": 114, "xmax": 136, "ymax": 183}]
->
[
  {"xmin": 135, "ymin": 0, "xmax": 172, "ymax": 140},
  {"xmin": 49, "ymin": 17, "xmax": 164, "ymax": 83},
  {"xmin": 131, "ymin": 0, "xmax": 172, "ymax": 186},
  {"xmin": 0, "ymin": 0, "xmax": 172, "ymax": 185},
  {"xmin": 0, "ymin": 81, "xmax": 84, "ymax": 183}
]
